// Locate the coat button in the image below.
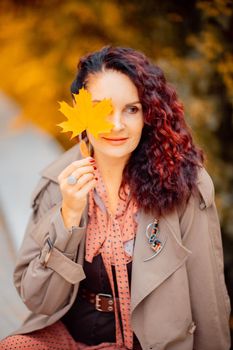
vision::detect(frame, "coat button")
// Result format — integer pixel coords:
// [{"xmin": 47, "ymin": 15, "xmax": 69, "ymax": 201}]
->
[
  {"xmin": 199, "ymin": 201, "xmax": 206, "ymax": 210},
  {"xmin": 188, "ymin": 321, "xmax": 196, "ymax": 334}
]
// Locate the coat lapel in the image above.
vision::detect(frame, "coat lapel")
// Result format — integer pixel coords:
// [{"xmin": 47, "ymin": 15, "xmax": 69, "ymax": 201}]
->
[{"xmin": 131, "ymin": 209, "xmax": 191, "ymax": 314}]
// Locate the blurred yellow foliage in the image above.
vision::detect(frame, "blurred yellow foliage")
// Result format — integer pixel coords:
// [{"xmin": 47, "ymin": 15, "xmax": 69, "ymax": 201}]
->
[
  {"xmin": 0, "ymin": 0, "xmax": 231, "ymax": 144},
  {"xmin": 0, "ymin": 1, "xmax": 135, "ymax": 143},
  {"xmin": 197, "ymin": 0, "xmax": 232, "ymax": 17},
  {"xmin": 187, "ymin": 30, "xmax": 223, "ymax": 61},
  {"xmin": 217, "ymin": 54, "xmax": 233, "ymax": 102}
]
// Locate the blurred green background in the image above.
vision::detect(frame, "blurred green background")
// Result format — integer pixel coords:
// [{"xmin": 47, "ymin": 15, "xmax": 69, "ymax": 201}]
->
[{"xmin": 0, "ymin": 0, "xmax": 232, "ymax": 335}]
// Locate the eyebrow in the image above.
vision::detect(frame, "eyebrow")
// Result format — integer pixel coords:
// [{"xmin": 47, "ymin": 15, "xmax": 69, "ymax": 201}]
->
[
  {"xmin": 92, "ymin": 99, "xmax": 141, "ymax": 105},
  {"xmin": 125, "ymin": 101, "xmax": 141, "ymax": 106}
]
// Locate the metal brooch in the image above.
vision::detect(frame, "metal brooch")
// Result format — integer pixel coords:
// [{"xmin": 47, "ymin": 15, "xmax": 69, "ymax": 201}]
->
[{"xmin": 144, "ymin": 218, "xmax": 166, "ymax": 262}]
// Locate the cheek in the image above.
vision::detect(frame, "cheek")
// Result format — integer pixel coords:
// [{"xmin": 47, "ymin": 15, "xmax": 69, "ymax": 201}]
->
[
  {"xmin": 130, "ymin": 117, "xmax": 144, "ymax": 139},
  {"xmin": 87, "ymin": 133, "xmax": 106, "ymax": 151},
  {"xmin": 87, "ymin": 132, "xmax": 97, "ymax": 145}
]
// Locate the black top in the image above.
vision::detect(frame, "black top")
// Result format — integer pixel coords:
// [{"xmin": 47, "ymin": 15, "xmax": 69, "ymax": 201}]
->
[{"xmin": 62, "ymin": 254, "xmax": 141, "ymax": 348}]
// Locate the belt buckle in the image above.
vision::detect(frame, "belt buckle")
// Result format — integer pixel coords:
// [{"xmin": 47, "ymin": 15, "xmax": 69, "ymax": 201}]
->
[
  {"xmin": 95, "ymin": 293, "xmax": 113, "ymax": 312},
  {"xmin": 43, "ymin": 237, "xmax": 53, "ymax": 267}
]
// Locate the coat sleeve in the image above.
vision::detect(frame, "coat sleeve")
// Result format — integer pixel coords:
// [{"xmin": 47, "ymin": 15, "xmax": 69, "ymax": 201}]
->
[
  {"xmin": 13, "ymin": 178, "xmax": 86, "ymax": 316},
  {"xmin": 180, "ymin": 169, "xmax": 231, "ymax": 350}
]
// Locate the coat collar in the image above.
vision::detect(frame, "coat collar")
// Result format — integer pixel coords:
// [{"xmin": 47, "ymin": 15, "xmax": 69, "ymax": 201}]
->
[{"xmin": 196, "ymin": 167, "xmax": 214, "ymax": 208}]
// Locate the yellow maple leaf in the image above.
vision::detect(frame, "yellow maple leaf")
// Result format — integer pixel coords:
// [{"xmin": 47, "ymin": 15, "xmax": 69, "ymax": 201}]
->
[{"xmin": 57, "ymin": 88, "xmax": 114, "ymax": 139}]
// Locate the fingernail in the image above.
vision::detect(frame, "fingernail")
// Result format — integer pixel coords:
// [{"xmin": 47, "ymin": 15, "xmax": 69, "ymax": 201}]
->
[
  {"xmin": 95, "ymin": 177, "xmax": 98, "ymax": 180},
  {"xmin": 93, "ymin": 166, "xmax": 97, "ymax": 170},
  {"xmin": 89, "ymin": 159, "xmax": 95, "ymax": 163}
]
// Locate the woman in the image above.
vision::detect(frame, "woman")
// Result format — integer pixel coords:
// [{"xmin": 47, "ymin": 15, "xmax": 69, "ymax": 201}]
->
[{"xmin": 0, "ymin": 46, "xmax": 231, "ymax": 350}]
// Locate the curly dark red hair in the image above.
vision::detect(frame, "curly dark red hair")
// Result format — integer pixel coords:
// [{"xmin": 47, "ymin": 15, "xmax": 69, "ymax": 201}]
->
[{"xmin": 71, "ymin": 46, "xmax": 204, "ymax": 215}]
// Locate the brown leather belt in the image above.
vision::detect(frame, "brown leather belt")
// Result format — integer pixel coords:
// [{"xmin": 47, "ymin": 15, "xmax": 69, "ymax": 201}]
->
[{"xmin": 79, "ymin": 287, "xmax": 117, "ymax": 312}]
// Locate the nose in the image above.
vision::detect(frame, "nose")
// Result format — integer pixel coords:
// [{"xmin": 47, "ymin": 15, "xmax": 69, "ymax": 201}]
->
[{"xmin": 110, "ymin": 110, "xmax": 124, "ymax": 132}]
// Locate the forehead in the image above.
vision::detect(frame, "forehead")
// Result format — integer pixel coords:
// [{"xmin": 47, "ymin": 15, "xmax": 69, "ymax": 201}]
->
[{"xmin": 86, "ymin": 70, "xmax": 139, "ymax": 103}]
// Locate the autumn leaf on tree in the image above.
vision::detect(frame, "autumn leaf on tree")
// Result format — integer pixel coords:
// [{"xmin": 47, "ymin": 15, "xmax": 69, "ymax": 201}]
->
[{"xmin": 57, "ymin": 88, "xmax": 114, "ymax": 139}]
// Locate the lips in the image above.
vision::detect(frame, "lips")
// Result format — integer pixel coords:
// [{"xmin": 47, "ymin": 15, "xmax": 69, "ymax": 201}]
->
[
  {"xmin": 102, "ymin": 137, "xmax": 128, "ymax": 141},
  {"xmin": 101, "ymin": 136, "xmax": 128, "ymax": 145}
]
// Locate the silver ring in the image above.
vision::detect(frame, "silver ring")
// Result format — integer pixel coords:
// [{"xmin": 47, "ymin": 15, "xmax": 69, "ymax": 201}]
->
[{"xmin": 67, "ymin": 175, "xmax": 77, "ymax": 185}]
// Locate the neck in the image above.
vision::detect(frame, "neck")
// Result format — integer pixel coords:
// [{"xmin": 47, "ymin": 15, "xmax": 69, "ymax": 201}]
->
[
  {"xmin": 93, "ymin": 152, "xmax": 130, "ymax": 216},
  {"xmin": 94, "ymin": 152, "xmax": 129, "ymax": 186}
]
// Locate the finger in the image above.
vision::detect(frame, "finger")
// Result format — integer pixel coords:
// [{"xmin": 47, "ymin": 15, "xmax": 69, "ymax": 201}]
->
[
  {"xmin": 72, "ymin": 165, "xmax": 96, "ymax": 180},
  {"xmin": 59, "ymin": 157, "xmax": 95, "ymax": 181},
  {"xmin": 58, "ymin": 157, "xmax": 95, "ymax": 182},
  {"xmin": 77, "ymin": 178, "xmax": 97, "ymax": 198},
  {"xmin": 75, "ymin": 172, "xmax": 96, "ymax": 190},
  {"xmin": 59, "ymin": 166, "xmax": 96, "ymax": 191}
]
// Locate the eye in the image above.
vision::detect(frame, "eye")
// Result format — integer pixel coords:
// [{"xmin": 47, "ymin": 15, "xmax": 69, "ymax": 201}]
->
[{"xmin": 125, "ymin": 105, "xmax": 139, "ymax": 114}]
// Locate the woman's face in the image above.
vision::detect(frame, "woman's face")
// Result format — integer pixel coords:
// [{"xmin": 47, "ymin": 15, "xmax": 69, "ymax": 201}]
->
[{"xmin": 86, "ymin": 70, "xmax": 144, "ymax": 162}]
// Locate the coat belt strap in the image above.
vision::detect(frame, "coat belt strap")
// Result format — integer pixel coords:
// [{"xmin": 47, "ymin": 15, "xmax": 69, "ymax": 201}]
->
[{"xmin": 40, "ymin": 238, "xmax": 85, "ymax": 284}]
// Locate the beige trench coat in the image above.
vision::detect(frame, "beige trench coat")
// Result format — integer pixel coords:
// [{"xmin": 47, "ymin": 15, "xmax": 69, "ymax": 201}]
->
[{"xmin": 11, "ymin": 145, "xmax": 230, "ymax": 350}]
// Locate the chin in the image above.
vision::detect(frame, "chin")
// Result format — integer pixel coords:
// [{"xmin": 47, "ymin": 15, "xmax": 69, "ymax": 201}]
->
[
  {"xmin": 102, "ymin": 150, "xmax": 131, "ymax": 159},
  {"xmin": 92, "ymin": 140, "xmax": 139, "ymax": 160},
  {"xmin": 94, "ymin": 145, "xmax": 132, "ymax": 159}
]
